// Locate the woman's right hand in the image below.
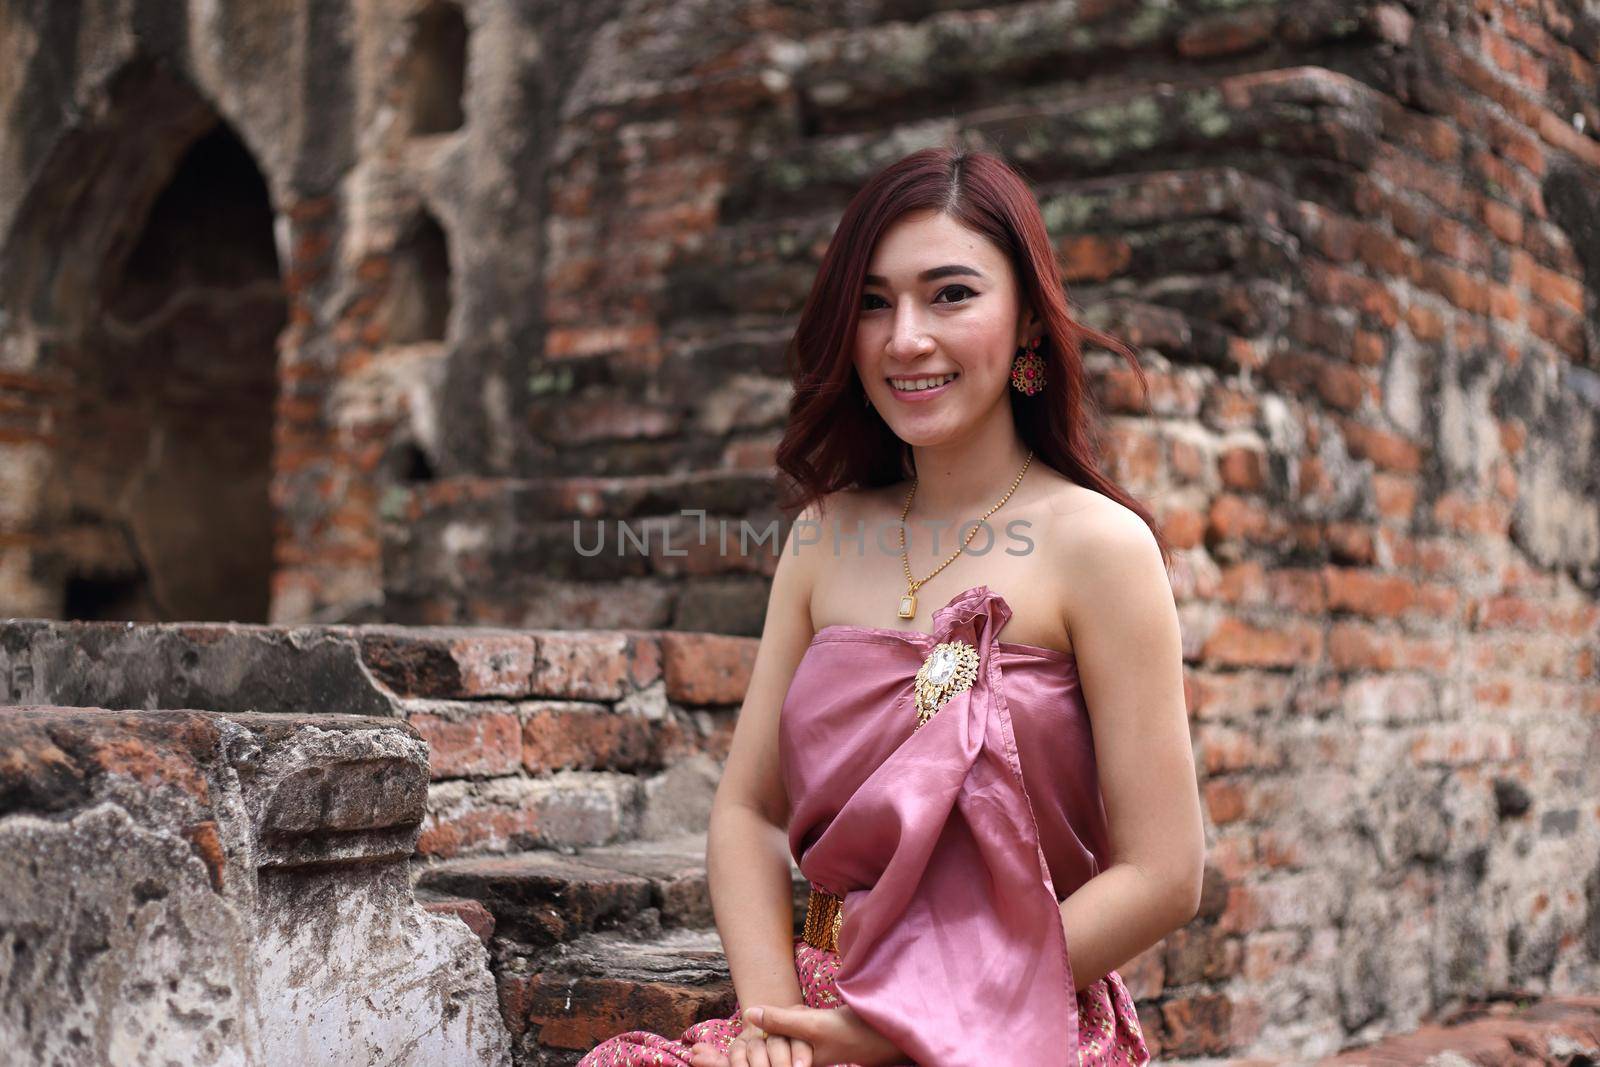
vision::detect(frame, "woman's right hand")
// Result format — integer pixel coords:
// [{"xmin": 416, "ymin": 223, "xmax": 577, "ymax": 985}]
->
[{"xmin": 690, "ymin": 1022, "xmax": 816, "ymax": 1067}]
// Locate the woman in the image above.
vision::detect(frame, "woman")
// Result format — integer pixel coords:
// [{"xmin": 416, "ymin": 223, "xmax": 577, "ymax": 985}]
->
[{"xmin": 579, "ymin": 145, "xmax": 1204, "ymax": 1067}]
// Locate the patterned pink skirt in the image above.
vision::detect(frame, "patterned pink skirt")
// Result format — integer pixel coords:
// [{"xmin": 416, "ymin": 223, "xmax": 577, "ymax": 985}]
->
[{"xmin": 577, "ymin": 934, "xmax": 1150, "ymax": 1066}]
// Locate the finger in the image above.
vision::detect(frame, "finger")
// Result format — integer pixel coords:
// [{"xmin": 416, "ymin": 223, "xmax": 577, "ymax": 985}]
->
[
  {"xmin": 792, "ymin": 1037, "xmax": 813, "ymax": 1067},
  {"xmin": 690, "ymin": 1042, "xmax": 729, "ymax": 1067},
  {"xmin": 748, "ymin": 1039, "xmax": 771, "ymax": 1067},
  {"xmin": 730, "ymin": 1038, "xmax": 748, "ymax": 1067},
  {"xmin": 753, "ymin": 1005, "xmax": 792, "ymax": 1039},
  {"xmin": 766, "ymin": 1035, "xmax": 793, "ymax": 1067}
]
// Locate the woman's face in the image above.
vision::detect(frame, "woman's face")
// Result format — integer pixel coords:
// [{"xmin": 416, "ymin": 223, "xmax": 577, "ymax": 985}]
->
[{"xmin": 853, "ymin": 209, "xmax": 1034, "ymax": 446}]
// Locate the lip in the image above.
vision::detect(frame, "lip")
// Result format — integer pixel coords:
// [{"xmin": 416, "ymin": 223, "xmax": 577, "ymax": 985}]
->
[{"xmin": 886, "ymin": 372, "xmax": 959, "ymax": 403}]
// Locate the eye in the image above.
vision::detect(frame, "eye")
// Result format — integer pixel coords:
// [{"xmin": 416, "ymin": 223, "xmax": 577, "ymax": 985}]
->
[{"xmin": 859, "ymin": 285, "xmax": 977, "ymax": 311}]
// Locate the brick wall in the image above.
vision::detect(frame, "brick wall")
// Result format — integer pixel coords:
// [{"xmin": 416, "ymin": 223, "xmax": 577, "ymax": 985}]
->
[{"xmin": 1, "ymin": 0, "xmax": 1598, "ymax": 1062}]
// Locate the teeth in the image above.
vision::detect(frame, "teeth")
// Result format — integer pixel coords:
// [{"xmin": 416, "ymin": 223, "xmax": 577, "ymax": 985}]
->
[{"xmin": 889, "ymin": 373, "xmax": 958, "ymax": 392}]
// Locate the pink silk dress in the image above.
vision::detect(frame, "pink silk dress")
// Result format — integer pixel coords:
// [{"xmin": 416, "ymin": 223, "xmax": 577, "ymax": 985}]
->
[{"xmin": 579, "ymin": 585, "xmax": 1149, "ymax": 1067}]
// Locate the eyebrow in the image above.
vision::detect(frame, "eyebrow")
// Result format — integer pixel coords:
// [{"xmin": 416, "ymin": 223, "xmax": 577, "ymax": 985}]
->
[{"xmin": 862, "ymin": 264, "xmax": 987, "ymax": 286}]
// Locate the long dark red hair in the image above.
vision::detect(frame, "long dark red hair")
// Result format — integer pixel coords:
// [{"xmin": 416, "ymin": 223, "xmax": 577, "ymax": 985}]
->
[{"xmin": 774, "ymin": 144, "xmax": 1172, "ymax": 570}]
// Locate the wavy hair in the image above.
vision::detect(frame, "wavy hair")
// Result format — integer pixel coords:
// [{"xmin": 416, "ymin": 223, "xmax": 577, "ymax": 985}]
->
[{"xmin": 773, "ymin": 144, "xmax": 1171, "ymax": 569}]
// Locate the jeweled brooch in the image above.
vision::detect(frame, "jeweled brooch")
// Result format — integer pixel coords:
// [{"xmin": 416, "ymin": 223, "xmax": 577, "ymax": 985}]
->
[{"xmin": 912, "ymin": 639, "xmax": 979, "ymax": 729}]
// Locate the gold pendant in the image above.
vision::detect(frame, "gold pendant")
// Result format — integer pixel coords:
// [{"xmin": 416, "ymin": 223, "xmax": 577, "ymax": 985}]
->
[
  {"xmin": 912, "ymin": 639, "xmax": 979, "ymax": 730},
  {"xmin": 898, "ymin": 591, "xmax": 917, "ymax": 619}
]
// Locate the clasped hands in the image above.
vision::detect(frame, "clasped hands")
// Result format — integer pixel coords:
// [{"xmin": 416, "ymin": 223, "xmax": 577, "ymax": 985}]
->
[{"xmin": 688, "ymin": 1002, "xmax": 909, "ymax": 1067}]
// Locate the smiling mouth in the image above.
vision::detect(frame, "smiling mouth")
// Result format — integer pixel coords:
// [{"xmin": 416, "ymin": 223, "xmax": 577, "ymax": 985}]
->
[{"xmin": 888, "ymin": 372, "xmax": 959, "ymax": 393}]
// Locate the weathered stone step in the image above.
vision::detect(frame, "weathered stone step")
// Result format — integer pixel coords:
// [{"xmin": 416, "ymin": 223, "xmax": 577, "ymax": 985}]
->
[
  {"xmin": 413, "ymin": 830, "xmax": 811, "ymax": 951},
  {"xmin": 397, "ymin": 468, "xmax": 780, "ymax": 523},
  {"xmin": 0, "ymin": 705, "xmax": 510, "ymax": 1064},
  {"xmin": 682, "ymin": 167, "xmax": 1318, "ymax": 338},
  {"xmin": 724, "ymin": 65, "xmax": 1385, "ymax": 219},
  {"xmin": 1321, "ymin": 994, "xmax": 1600, "ymax": 1066},
  {"xmin": 778, "ymin": 0, "xmax": 1382, "ymax": 137},
  {"xmin": 499, "ymin": 926, "xmax": 736, "ymax": 1063},
  {"xmin": 0, "ymin": 612, "xmax": 749, "ymax": 715}
]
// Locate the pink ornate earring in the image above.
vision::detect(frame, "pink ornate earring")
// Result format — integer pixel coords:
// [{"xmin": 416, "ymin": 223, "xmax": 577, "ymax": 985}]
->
[{"xmin": 1010, "ymin": 336, "xmax": 1046, "ymax": 396}]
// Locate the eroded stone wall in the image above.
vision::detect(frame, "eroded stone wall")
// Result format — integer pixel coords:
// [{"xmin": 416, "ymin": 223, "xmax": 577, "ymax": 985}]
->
[
  {"xmin": 0, "ymin": 706, "xmax": 511, "ymax": 1065},
  {"xmin": 0, "ymin": 0, "xmax": 1598, "ymax": 1063}
]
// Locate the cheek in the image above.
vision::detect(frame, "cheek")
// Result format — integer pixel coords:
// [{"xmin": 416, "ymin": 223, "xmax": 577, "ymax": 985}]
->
[{"xmin": 950, "ymin": 317, "xmax": 1013, "ymax": 359}]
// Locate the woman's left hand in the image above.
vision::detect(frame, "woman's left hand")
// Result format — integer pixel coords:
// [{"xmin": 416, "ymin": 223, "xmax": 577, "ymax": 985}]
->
[{"xmin": 702, "ymin": 1004, "xmax": 908, "ymax": 1067}]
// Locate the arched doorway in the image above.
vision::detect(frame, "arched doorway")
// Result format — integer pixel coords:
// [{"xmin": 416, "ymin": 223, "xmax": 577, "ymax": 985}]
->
[{"xmin": 0, "ymin": 59, "xmax": 285, "ymax": 622}]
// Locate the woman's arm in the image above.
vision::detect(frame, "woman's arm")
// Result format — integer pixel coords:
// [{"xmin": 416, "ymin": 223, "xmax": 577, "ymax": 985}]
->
[
  {"xmin": 706, "ymin": 503, "xmax": 826, "ymax": 1010},
  {"xmin": 1054, "ymin": 502, "xmax": 1207, "ymax": 989}
]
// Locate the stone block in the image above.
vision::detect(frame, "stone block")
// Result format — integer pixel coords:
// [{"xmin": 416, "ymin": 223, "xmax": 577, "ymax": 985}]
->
[{"xmin": 0, "ymin": 706, "xmax": 509, "ymax": 1065}]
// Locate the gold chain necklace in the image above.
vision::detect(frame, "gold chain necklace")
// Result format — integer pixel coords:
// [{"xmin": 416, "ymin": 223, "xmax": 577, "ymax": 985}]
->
[{"xmin": 896, "ymin": 449, "xmax": 1033, "ymax": 620}]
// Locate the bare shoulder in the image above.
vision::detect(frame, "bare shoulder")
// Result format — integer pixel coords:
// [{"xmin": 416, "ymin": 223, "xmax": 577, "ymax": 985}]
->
[
  {"xmin": 1035, "ymin": 487, "xmax": 1170, "ymax": 642},
  {"xmin": 783, "ymin": 487, "xmax": 868, "ymax": 610},
  {"xmin": 1046, "ymin": 489, "xmax": 1160, "ymax": 565}
]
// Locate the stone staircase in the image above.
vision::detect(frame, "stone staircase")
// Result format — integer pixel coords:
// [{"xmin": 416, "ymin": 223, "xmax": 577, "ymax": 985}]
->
[
  {"xmin": 0, "ymin": 614, "xmax": 758, "ymax": 1066},
  {"xmin": 415, "ymin": 829, "xmax": 812, "ymax": 1063},
  {"xmin": 0, "ymin": 704, "xmax": 510, "ymax": 1065},
  {"xmin": 5, "ymin": 615, "xmax": 1598, "ymax": 1065}
]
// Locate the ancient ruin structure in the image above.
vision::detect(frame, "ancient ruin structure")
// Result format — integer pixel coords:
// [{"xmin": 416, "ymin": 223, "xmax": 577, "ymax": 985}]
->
[{"xmin": 1, "ymin": 0, "xmax": 1597, "ymax": 1064}]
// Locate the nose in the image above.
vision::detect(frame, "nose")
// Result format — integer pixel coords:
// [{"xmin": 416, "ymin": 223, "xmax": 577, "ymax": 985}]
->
[{"xmin": 886, "ymin": 300, "xmax": 934, "ymax": 363}]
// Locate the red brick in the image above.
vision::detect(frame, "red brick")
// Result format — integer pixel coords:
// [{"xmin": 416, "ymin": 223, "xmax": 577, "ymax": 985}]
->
[
  {"xmin": 1216, "ymin": 447, "xmax": 1265, "ymax": 492},
  {"xmin": 417, "ymin": 791, "xmax": 542, "ymax": 859},
  {"xmin": 1158, "ymin": 506, "xmax": 1205, "ymax": 551},
  {"xmin": 1203, "ymin": 779, "xmax": 1248, "ymax": 825},
  {"xmin": 1326, "ymin": 622, "xmax": 1455, "ymax": 671},
  {"xmin": 659, "ymin": 632, "xmax": 758, "ymax": 705},
  {"xmin": 1305, "ymin": 260, "xmax": 1401, "ymax": 327},
  {"xmin": 1410, "ymin": 724, "xmax": 1520, "ymax": 766},
  {"xmin": 1113, "ymin": 422, "xmax": 1164, "ymax": 489},
  {"xmin": 1404, "ymin": 301, "xmax": 1446, "ymax": 342},
  {"xmin": 1538, "ymin": 107, "xmax": 1600, "ymax": 168},
  {"xmin": 409, "ymin": 707, "xmax": 524, "ymax": 778},
  {"xmin": 361, "ymin": 630, "xmax": 538, "ymax": 699},
  {"xmin": 1202, "ymin": 617, "xmax": 1321, "ymax": 668},
  {"xmin": 421, "ymin": 897, "xmax": 496, "ymax": 945},
  {"xmin": 1322, "ymin": 567, "xmax": 1417, "ymax": 618},
  {"xmin": 1256, "ymin": 828, "xmax": 1306, "ymax": 869},
  {"xmin": 546, "ymin": 322, "xmax": 660, "ymax": 362},
  {"xmin": 1167, "ymin": 437, "xmax": 1207, "ymax": 482},
  {"xmin": 1418, "ymin": 258, "xmax": 1492, "ymax": 314},
  {"xmin": 1206, "ymin": 494, "xmax": 1281, "ymax": 545},
  {"xmin": 1159, "ymin": 993, "xmax": 1233, "ymax": 1056},
  {"xmin": 1371, "ymin": 472, "xmax": 1419, "ymax": 520},
  {"xmin": 533, "ymin": 631, "xmax": 662, "ymax": 700},
  {"xmin": 1529, "ymin": 261, "xmax": 1585, "ymax": 314},
  {"xmin": 1354, "ymin": 223, "xmax": 1410, "ymax": 276},
  {"xmin": 1175, "ymin": 8, "xmax": 1276, "ymax": 58},
  {"xmin": 1323, "ymin": 522, "xmax": 1375, "ymax": 564},
  {"xmin": 1195, "ymin": 724, "xmax": 1285, "ymax": 775},
  {"xmin": 1488, "ymin": 282, "xmax": 1524, "ymax": 323},
  {"xmin": 1528, "ymin": 301, "xmax": 1587, "ymax": 359},
  {"xmin": 1059, "ymin": 234, "xmax": 1132, "ymax": 281},
  {"xmin": 1481, "ymin": 196, "xmax": 1525, "ymax": 242},
  {"xmin": 502, "ymin": 973, "xmax": 734, "ymax": 1050},
  {"xmin": 521, "ymin": 702, "xmax": 675, "ymax": 773},
  {"xmin": 1266, "ymin": 568, "xmax": 1327, "ymax": 614},
  {"xmin": 1338, "ymin": 418, "xmax": 1423, "ymax": 473},
  {"xmin": 1348, "ymin": 330, "xmax": 1385, "ymax": 366},
  {"xmin": 1163, "ymin": 926, "xmax": 1240, "ymax": 984},
  {"xmin": 1214, "ymin": 561, "xmax": 1267, "ymax": 605},
  {"xmin": 1431, "ymin": 491, "xmax": 1511, "ymax": 535}
]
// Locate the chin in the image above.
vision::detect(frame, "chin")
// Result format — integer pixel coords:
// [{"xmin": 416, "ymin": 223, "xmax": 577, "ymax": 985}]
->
[{"xmin": 882, "ymin": 420, "xmax": 960, "ymax": 448}]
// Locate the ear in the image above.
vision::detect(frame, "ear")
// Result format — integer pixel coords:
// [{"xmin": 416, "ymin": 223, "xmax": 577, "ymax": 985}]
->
[{"xmin": 1016, "ymin": 305, "xmax": 1041, "ymax": 348}]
